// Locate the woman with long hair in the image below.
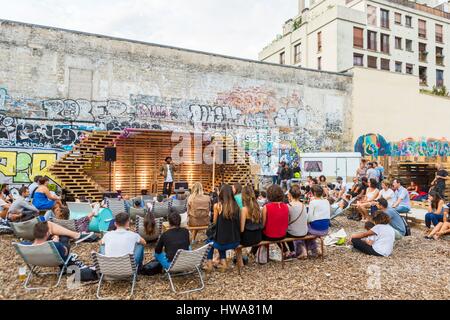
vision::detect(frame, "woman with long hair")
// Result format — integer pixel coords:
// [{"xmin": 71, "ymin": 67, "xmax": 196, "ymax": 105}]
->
[
  {"xmin": 204, "ymin": 184, "xmax": 240, "ymax": 272},
  {"xmin": 187, "ymin": 182, "xmax": 210, "ymax": 241},
  {"xmin": 240, "ymin": 186, "xmax": 262, "ymax": 247},
  {"xmin": 355, "ymin": 178, "xmax": 380, "ymax": 221},
  {"xmin": 424, "ymin": 192, "xmax": 446, "ymax": 233},
  {"xmin": 32, "ymin": 177, "xmax": 64, "ymax": 218}
]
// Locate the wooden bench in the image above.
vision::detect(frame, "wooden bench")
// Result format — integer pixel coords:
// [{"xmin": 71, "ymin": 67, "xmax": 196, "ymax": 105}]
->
[{"xmin": 234, "ymin": 235, "xmax": 325, "ymax": 275}]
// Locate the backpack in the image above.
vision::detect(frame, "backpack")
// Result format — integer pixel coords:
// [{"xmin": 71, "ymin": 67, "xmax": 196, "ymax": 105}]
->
[
  {"xmin": 255, "ymin": 245, "xmax": 268, "ymax": 264},
  {"xmin": 140, "ymin": 260, "xmax": 163, "ymax": 276}
]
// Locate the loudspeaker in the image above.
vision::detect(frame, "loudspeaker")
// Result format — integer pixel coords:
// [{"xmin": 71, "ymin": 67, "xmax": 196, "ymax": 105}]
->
[{"xmin": 104, "ymin": 147, "xmax": 117, "ymax": 162}]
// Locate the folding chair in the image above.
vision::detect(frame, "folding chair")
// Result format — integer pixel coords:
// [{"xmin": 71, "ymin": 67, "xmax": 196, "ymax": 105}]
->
[
  {"xmin": 170, "ymin": 199, "xmax": 187, "ymax": 215},
  {"xmin": 13, "ymin": 242, "xmax": 73, "ymax": 290},
  {"xmin": 91, "ymin": 252, "xmax": 138, "ymax": 300},
  {"xmin": 165, "ymin": 243, "xmax": 212, "ymax": 294},
  {"xmin": 50, "ymin": 218, "xmax": 79, "ymax": 233},
  {"xmin": 152, "ymin": 201, "xmax": 170, "ymax": 219},
  {"xmin": 11, "ymin": 218, "xmax": 39, "ymax": 241},
  {"xmin": 129, "ymin": 207, "xmax": 146, "ymax": 222},
  {"xmin": 135, "ymin": 216, "xmax": 163, "ymax": 242},
  {"xmin": 106, "ymin": 198, "xmax": 127, "ymax": 217}
]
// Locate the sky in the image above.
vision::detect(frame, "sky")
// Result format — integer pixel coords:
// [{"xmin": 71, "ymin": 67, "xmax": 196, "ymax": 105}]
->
[{"xmin": 0, "ymin": 0, "xmax": 297, "ymax": 60}]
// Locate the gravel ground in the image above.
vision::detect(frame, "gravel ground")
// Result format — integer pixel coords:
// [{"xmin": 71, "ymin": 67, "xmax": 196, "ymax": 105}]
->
[{"xmin": 0, "ymin": 217, "xmax": 449, "ymax": 300}]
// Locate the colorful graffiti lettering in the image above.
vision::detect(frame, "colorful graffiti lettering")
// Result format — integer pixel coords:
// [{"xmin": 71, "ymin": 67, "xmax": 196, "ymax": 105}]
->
[
  {"xmin": 354, "ymin": 134, "xmax": 391, "ymax": 157},
  {"xmin": 391, "ymin": 138, "xmax": 450, "ymax": 157},
  {"xmin": 355, "ymin": 134, "xmax": 450, "ymax": 157},
  {"xmin": 0, "ymin": 150, "xmax": 59, "ymax": 184}
]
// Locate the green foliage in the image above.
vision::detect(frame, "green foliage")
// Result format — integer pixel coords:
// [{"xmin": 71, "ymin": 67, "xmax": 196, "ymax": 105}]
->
[
  {"xmin": 293, "ymin": 18, "xmax": 302, "ymax": 31},
  {"xmin": 432, "ymin": 85, "xmax": 449, "ymax": 97}
]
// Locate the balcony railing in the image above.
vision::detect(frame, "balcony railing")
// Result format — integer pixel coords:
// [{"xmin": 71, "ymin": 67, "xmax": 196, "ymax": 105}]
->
[
  {"xmin": 419, "ymin": 52, "xmax": 428, "ymax": 62},
  {"xmin": 436, "ymin": 55, "xmax": 445, "ymax": 66},
  {"xmin": 386, "ymin": 0, "xmax": 450, "ymax": 20}
]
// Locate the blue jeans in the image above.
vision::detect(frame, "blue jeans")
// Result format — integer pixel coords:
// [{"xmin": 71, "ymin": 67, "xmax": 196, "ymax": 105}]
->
[
  {"xmin": 425, "ymin": 213, "xmax": 444, "ymax": 228},
  {"xmin": 395, "ymin": 206, "xmax": 410, "ymax": 214},
  {"xmin": 207, "ymin": 241, "xmax": 240, "ymax": 260},
  {"xmin": 100, "ymin": 244, "xmax": 144, "ymax": 267},
  {"xmin": 154, "ymin": 252, "xmax": 171, "ymax": 270}
]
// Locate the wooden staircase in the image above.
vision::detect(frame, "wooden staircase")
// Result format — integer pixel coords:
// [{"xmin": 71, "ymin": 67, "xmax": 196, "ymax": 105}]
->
[{"xmin": 49, "ymin": 131, "xmax": 122, "ymax": 202}]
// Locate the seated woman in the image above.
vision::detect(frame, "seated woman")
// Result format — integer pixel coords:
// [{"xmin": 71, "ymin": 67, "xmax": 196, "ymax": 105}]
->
[
  {"xmin": 154, "ymin": 212, "xmax": 191, "ymax": 270},
  {"xmin": 32, "ymin": 177, "xmax": 64, "ymax": 218},
  {"xmin": 355, "ymin": 178, "xmax": 379, "ymax": 221},
  {"xmin": 424, "ymin": 192, "xmax": 446, "ymax": 232},
  {"xmin": 261, "ymin": 184, "xmax": 289, "ymax": 242},
  {"xmin": 286, "ymin": 185, "xmax": 308, "ymax": 259},
  {"xmin": 407, "ymin": 181, "xmax": 420, "ymax": 200},
  {"xmin": 204, "ymin": 184, "xmax": 241, "ymax": 273},
  {"xmin": 350, "ymin": 211, "xmax": 395, "ymax": 257},
  {"xmin": 240, "ymin": 186, "xmax": 262, "ymax": 248},
  {"xmin": 426, "ymin": 204, "xmax": 449, "ymax": 240},
  {"xmin": 297, "ymin": 185, "xmax": 330, "ymax": 257},
  {"xmin": 376, "ymin": 180, "xmax": 395, "ymax": 208},
  {"xmin": 187, "ymin": 182, "xmax": 211, "ymax": 241}
]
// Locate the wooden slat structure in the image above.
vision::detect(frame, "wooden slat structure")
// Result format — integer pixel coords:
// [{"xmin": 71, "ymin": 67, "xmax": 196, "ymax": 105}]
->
[
  {"xmin": 374, "ymin": 156, "xmax": 450, "ymax": 200},
  {"xmin": 49, "ymin": 130, "xmax": 253, "ymax": 201}
]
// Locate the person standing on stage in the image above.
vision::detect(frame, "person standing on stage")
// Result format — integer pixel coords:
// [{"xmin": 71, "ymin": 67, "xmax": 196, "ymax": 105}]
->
[{"xmin": 160, "ymin": 157, "xmax": 177, "ymax": 196}]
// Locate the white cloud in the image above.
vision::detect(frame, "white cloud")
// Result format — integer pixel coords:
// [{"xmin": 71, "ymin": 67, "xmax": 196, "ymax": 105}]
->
[{"xmin": 0, "ymin": 0, "xmax": 297, "ymax": 59}]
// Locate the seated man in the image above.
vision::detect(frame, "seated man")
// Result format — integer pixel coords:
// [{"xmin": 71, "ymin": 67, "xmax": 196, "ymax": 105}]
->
[
  {"xmin": 376, "ymin": 198, "xmax": 407, "ymax": 240},
  {"xmin": 100, "ymin": 212, "xmax": 146, "ymax": 267},
  {"xmin": 154, "ymin": 212, "xmax": 191, "ymax": 270},
  {"xmin": 24, "ymin": 221, "xmax": 71, "ymax": 261},
  {"xmin": 8, "ymin": 186, "xmax": 40, "ymax": 222}
]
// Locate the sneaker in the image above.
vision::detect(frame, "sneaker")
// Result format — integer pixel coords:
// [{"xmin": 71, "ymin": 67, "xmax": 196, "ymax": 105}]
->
[
  {"xmin": 68, "ymin": 256, "xmax": 88, "ymax": 270},
  {"xmin": 0, "ymin": 225, "xmax": 13, "ymax": 235},
  {"xmin": 75, "ymin": 232, "xmax": 95, "ymax": 244}
]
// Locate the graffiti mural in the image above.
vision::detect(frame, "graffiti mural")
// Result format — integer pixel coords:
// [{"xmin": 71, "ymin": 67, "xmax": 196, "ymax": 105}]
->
[
  {"xmin": 0, "ymin": 150, "xmax": 60, "ymax": 184},
  {"xmin": 0, "ymin": 86, "xmax": 348, "ymax": 177},
  {"xmin": 354, "ymin": 134, "xmax": 391, "ymax": 157},
  {"xmin": 355, "ymin": 134, "xmax": 450, "ymax": 157}
]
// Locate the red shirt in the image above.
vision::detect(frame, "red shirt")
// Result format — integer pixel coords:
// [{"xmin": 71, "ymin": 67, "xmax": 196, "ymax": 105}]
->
[{"xmin": 263, "ymin": 202, "xmax": 289, "ymax": 239}]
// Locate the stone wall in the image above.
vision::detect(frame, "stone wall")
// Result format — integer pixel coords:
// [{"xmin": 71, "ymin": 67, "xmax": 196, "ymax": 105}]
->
[{"xmin": 0, "ymin": 19, "xmax": 353, "ymax": 190}]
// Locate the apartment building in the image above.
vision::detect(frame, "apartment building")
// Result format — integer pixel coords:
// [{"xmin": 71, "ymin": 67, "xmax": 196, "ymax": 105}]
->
[{"xmin": 259, "ymin": 0, "xmax": 450, "ymax": 89}]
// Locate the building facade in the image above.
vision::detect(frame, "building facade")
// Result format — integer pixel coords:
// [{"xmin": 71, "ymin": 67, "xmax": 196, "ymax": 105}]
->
[{"xmin": 259, "ymin": 0, "xmax": 450, "ymax": 90}]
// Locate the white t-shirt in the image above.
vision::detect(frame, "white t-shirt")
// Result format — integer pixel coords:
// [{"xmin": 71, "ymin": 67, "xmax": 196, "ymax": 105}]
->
[
  {"xmin": 165, "ymin": 164, "xmax": 173, "ymax": 183},
  {"xmin": 371, "ymin": 224, "xmax": 395, "ymax": 257},
  {"xmin": 102, "ymin": 229, "xmax": 141, "ymax": 257},
  {"xmin": 307, "ymin": 199, "xmax": 331, "ymax": 222},
  {"xmin": 367, "ymin": 168, "xmax": 379, "ymax": 182},
  {"xmin": 379, "ymin": 188, "xmax": 395, "ymax": 207}
]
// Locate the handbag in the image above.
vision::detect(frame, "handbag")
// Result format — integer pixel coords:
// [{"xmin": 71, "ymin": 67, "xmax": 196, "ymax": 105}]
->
[
  {"xmin": 139, "ymin": 260, "xmax": 163, "ymax": 276},
  {"xmin": 255, "ymin": 245, "xmax": 268, "ymax": 264}
]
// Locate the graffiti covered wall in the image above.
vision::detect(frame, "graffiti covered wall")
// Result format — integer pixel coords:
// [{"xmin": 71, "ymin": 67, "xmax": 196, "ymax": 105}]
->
[
  {"xmin": 0, "ymin": 20, "xmax": 353, "ymax": 184},
  {"xmin": 355, "ymin": 134, "xmax": 450, "ymax": 157}
]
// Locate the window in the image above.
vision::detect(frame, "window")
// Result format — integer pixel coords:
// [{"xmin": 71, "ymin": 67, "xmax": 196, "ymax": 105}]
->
[
  {"xmin": 418, "ymin": 19, "xmax": 427, "ymax": 38},
  {"xmin": 419, "ymin": 66, "xmax": 427, "ymax": 85},
  {"xmin": 317, "ymin": 32, "xmax": 322, "ymax": 52},
  {"xmin": 294, "ymin": 43, "xmax": 301, "ymax": 64},
  {"xmin": 395, "ymin": 37, "xmax": 402, "ymax": 50},
  {"xmin": 353, "ymin": 27, "xmax": 364, "ymax": 48},
  {"xmin": 419, "ymin": 43, "xmax": 427, "ymax": 62},
  {"xmin": 381, "ymin": 34, "xmax": 390, "ymax": 54},
  {"xmin": 436, "ymin": 47, "xmax": 444, "ymax": 66},
  {"xmin": 353, "ymin": 53, "xmax": 364, "ymax": 66},
  {"xmin": 368, "ymin": 56, "xmax": 377, "ymax": 69},
  {"xmin": 395, "ymin": 13, "xmax": 402, "ymax": 25},
  {"xmin": 406, "ymin": 63, "xmax": 413, "ymax": 75},
  {"xmin": 395, "ymin": 61, "xmax": 402, "ymax": 73},
  {"xmin": 280, "ymin": 52, "xmax": 285, "ymax": 65},
  {"xmin": 436, "ymin": 70, "xmax": 444, "ymax": 87},
  {"xmin": 318, "ymin": 57, "xmax": 322, "ymax": 70},
  {"xmin": 380, "ymin": 9, "xmax": 389, "ymax": 29},
  {"xmin": 381, "ymin": 58, "xmax": 390, "ymax": 71},
  {"xmin": 367, "ymin": 5, "xmax": 377, "ymax": 26},
  {"xmin": 405, "ymin": 16, "xmax": 412, "ymax": 28},
  {"xmin": 436, "ymin": 24, "xmax": 443, "ymax": 43},
  {"xmin": 406, "ymin": 39, "xmax": 413, "ymax": 52},
  {"xmin": 368, "ymin": 30, "xmax": 377, "ymax": 51}
]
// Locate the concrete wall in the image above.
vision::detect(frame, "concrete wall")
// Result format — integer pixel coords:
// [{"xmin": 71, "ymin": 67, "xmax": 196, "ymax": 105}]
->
[
  {"xmin": 0, "ymin": 20, "xmax": 353, "ymax": 189},
  {"xmin": 352, "ymin": 67, "xmax": 450, "ymax": 157}
]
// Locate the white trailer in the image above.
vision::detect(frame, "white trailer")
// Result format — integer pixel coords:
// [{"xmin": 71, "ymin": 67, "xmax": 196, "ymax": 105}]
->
[{"xmin": 299, "ymin": 152, "xmax": 362, "ymax": 183}]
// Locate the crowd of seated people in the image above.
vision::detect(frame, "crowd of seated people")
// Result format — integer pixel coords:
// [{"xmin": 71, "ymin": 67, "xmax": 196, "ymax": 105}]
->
[{"xmin": 0, "ymin": 158, "xmax": 449, "ymax": 291}]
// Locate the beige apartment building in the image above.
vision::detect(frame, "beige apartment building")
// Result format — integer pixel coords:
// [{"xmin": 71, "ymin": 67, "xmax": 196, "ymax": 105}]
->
[{"xmin": 259, "ymin": 0, "xmax": 450, "ymax": 90}]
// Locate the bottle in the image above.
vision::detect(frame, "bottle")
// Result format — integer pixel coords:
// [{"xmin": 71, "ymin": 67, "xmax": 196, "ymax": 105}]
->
[{"xmin": 18, "ymin": 267, "xmax": 27, "ymax": 281}]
